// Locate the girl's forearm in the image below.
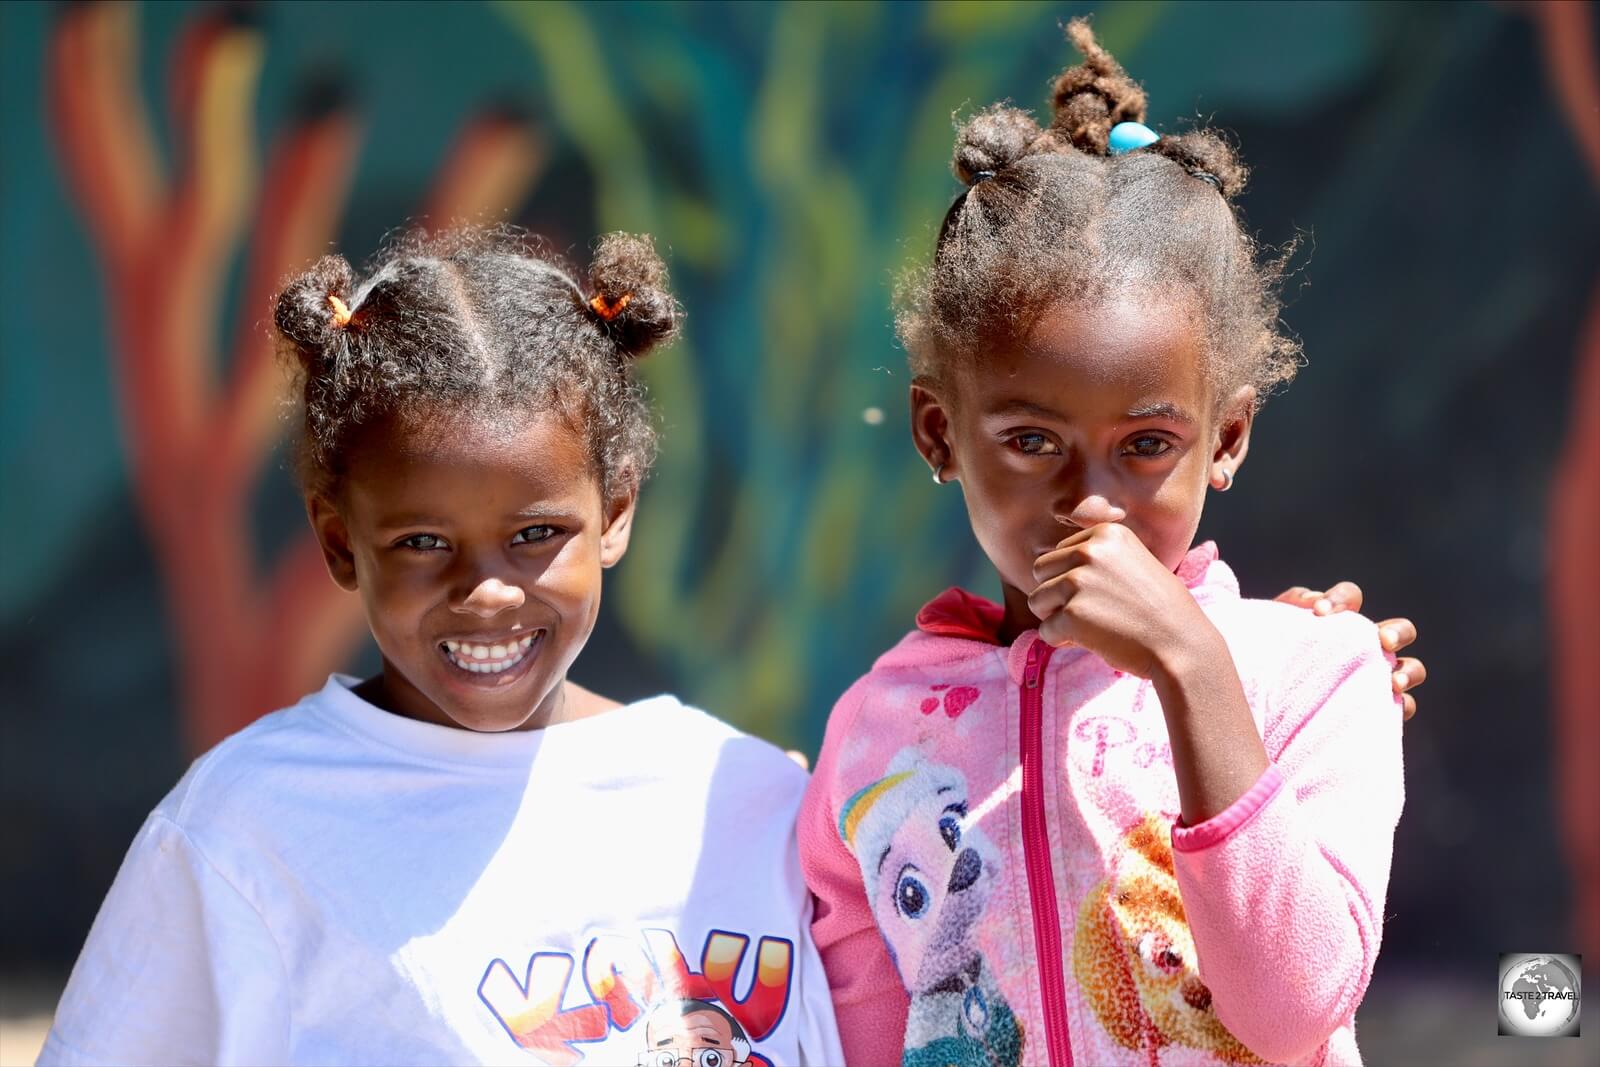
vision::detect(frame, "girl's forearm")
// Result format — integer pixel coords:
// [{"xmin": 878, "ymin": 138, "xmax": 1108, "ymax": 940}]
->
[{"xmin": 1151, "ymin": 626, "xmax": 1269, "ymax": 826}]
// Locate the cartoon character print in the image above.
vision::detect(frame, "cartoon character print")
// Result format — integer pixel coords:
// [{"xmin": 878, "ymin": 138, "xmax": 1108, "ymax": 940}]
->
[
  {"xmin": 635, "ymin": 998, "xmax": 761, "ymax": 1067},
  {"xmin": 1072, "ymin": 814, "xmax": 1266, "ymax": 1067},
  {"xmin": 838, "ymin": 747, "xmax": 1024, "ymax": 1067}
]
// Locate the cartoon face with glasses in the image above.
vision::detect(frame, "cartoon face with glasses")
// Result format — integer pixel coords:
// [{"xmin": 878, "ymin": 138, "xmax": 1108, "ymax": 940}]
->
[{"xmin": 635, "ymin": 998, "xmax": 753, "ymax": 1067}]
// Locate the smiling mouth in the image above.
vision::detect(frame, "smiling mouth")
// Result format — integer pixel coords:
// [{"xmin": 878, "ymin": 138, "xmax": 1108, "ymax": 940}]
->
[{"xmin": 441, "ymin": 632, "xmax": 543, "ymax": 675}]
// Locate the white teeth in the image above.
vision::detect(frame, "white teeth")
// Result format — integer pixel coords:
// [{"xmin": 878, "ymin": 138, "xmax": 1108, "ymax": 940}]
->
[{"xmin": 444, "ymin": 632, "xmax": 540, "ymax": 675}]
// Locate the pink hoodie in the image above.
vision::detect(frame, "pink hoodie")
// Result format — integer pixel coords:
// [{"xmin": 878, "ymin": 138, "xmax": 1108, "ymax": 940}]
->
[{"xmin": 799, "ymin": 543, "xmax": 1405, "ymax": 1067}]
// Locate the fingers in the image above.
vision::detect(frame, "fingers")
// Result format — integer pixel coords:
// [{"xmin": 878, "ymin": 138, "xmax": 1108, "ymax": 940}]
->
[
  {"xmin": 1320, "ymin": 581, "xmax": 1364, "ymax": 614},
  {"xmin": 1276, "ymin": 586, "xmax": 1335, "ymax": 614},
  {"xmin": 1394, "ymin": 655, "xmax": 1424, "ymax": 720},
  {"xmin": 1033, "ymin": 534, "xmax": 1096, "ymax": 583},
  {"xmin": 1027, "ymin": 572, "xmax": 1076, "ymax": 621},
  {"xmin": 1377, "ymin": 617, "xmax": 1418, "ymax": 653},
  {"xmin": 1051, "ymin": 525, "xmax": 1100, "ymax": 551},
  {"xmin": 1038, "ymin": 611, "xmax": 1077, "ymax": 649},
  {"xmin": 1275, "ymin": 581, "xmax": 1363, "ymax": 615},
  {"xmin": 1033, "ymin": 523, "xmax": 1131, "ymax": 585},
  {"xmin": 1392, "ymin": 656, "xmax": 1426, "ymax": 693}
]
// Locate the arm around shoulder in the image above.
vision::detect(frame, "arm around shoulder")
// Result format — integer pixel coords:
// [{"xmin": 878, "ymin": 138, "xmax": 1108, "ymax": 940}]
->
[{"xmin": 39, "ymin": 814, "xmax": 290, "ymax": 1066}]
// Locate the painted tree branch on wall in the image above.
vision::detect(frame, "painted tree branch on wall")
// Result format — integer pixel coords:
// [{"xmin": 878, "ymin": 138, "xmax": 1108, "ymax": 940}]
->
[
  {"xmin": 1529, "ymin": 0, "xmax": 1600, "ymax": 970},
  {"xmin": 46, "ymin": 2, "xmax": 542, "ymax": 752}
]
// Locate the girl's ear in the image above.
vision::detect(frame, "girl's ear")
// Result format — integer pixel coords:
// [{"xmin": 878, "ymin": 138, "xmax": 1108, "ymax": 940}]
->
[
  {"xmin": 910, "ymin": 383, "xmax": 957, "ymax": 481},
  {"xmin": 308, "ymin": 494, "xmax": 359, "ymax": 591},
  {"xmin": 599, "ymin": 479, "xmax": 640, "ymax": 569},
  {"xmin": 1211, "ymin": 385, "xmax": 1256, "ymax": 490}
]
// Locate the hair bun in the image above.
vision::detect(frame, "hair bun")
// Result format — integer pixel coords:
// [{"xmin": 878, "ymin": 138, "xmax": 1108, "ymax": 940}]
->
[
  {"xmin": 1149, "ymin": 130, "xmax": 1249, "ymax": 200},
  {"xmin": 586, "ymin": 232, "xmax": 680, "ymax": 359},
  {"xmin": 273, "ymin": 254, "xmax": 357, "ymax": 368},
  {"xmin": 1050, "ymin": 17, "xmax": 1148, "ymax": 155},
  {"xmin": 953, "ymin": 104, "xmax": 1042, "ymax": 185}
]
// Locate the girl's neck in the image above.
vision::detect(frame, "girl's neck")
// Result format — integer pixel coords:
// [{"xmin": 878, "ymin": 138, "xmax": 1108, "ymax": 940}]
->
[
  {"xmin": 354, "ymin": 674, "xmax": 622, "ymax": 733},
  {"xmin": 998, "ymin": 582, "xmax": 1041, "ymax": 646}
]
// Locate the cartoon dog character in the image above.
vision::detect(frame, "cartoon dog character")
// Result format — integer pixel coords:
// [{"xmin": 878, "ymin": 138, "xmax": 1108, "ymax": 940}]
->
[
  {"xmin": 1072, "ymin": 814, "xmax": 1266, "ymax": 1066},
  {"xmin": 838, "ymin": 747, "xmax": 1023, "ymax": 1067}
]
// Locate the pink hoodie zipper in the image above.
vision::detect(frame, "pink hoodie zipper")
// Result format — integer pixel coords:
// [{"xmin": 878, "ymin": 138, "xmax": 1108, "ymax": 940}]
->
[{"xmin": 1020, "ymin": 637, "xmax": 1073, "ymax": 1067}]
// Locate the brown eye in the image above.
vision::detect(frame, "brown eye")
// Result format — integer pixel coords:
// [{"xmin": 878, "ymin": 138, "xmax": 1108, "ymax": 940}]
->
[
  {"xmin": 1126, "ymin": 435, "xmax": 1171, "ymax": 458},
  {"xmin": 1011, "ymin": 432, "xmax": 1060, "ymax": 455},
  {"xmin": 399, "ymin": 533, "xmax": 445, "ymax": 551},
  {"xmin": 511, "ymin": 525, "xmax": 557, "ymax": 545}
]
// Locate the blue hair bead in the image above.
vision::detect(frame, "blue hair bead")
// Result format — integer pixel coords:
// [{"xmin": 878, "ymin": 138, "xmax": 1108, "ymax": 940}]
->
[{"xmin": 1108, "ymin": 121, "xmax": 1159, "ymax": 155}]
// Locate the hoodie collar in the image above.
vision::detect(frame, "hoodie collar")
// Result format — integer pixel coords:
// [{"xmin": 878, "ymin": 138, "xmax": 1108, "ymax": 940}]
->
[{"xmin": 914, "ymin": 540, "xmax": 1231, "ymax": 646}]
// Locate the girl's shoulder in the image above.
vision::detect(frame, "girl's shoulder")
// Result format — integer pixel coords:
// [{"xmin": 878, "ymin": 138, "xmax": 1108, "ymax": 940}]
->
[
  {"xmin": 1192, "ymin": 548, "xmax": 1392, "ymax": 694},
  {"xmin": 158, "ymin": 693, "xmax": 330, "ymax": 826},
  {"xmin": 1207, "ymin": 594, "xmax": 1400, "ymax": 757},
  {"xmin": 623, "ymin": 694, "xmax": 813, "ymax": 796},
  {"xmin": 1210, "ymin": 594, "xmax": 1387, "ymax": 680},
  {"xmin": 867, "ymin": 586, "xmax": 1013, "ymax": 675}
]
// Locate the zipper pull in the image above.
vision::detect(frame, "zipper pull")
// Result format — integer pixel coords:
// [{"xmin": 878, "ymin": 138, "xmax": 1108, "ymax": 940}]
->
[{"xmin": 1024, "ymin": 640, "xmax": 1043, "ymax": 689}]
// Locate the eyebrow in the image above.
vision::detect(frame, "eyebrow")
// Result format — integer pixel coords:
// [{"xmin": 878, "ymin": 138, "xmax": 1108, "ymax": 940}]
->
[
  {"xmin": 1125, "ymin": 401, "xmax": 1196, "ymax": 424},
  {"xmin": 989, "ymin": 399, "xmax": 1068, "ymax": 421},
  {"xmin": 372, "ymin": 515, "xmax": 451, "ymax": 530},
  {"xmin": 372, "ymin": 507, "xmax": 576, "ymax": 530},
  {"xmin": 989, "ymin": 399, "xmax": 1197, "ymax": 425}
]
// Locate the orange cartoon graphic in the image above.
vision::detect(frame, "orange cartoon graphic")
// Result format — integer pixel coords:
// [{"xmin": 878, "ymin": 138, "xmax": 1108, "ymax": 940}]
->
[{"xmin": 1072, "ymin": 815, "xmax": 1266, "ymax": 1067}]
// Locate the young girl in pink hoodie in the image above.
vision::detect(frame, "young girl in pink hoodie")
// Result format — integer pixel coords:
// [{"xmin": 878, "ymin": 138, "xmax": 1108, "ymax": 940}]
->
[{"xmin": 800, "ymin": 21, "xmax": 1405, "ymax": 1067}]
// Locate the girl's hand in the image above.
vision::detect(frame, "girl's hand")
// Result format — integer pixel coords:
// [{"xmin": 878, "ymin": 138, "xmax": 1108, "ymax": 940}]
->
[
  {"xmin": 1275, "ymin": 584, "xmax": 1424, "ymax": 720},
  {"xmin": 1028, "ymin": 523, "xmax": 1216, "ymax": 679}
]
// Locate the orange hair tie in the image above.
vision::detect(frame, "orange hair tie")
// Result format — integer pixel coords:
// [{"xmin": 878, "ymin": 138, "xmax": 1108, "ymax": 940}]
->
[
  {"xmin": 589, "ymin": 292, "xmax": 631, "ymax": 321},
  {"xmin": 327, "ymin": 294, "xmax": 353, "ymax": 328}
]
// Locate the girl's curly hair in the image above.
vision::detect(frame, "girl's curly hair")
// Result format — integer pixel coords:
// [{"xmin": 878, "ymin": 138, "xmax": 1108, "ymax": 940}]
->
[
  {"xmin": 899, "ymin": 18, "xmax": 1300, "ymax": 409},
  {"xmin": 272, "ymin": 225, "xmax": 679, "ymax": 496}
]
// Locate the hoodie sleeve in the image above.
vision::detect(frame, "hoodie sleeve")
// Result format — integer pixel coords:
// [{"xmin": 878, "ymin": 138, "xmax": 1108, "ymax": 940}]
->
[
  {"xmin": 1168, "ymin": 609, "xmax": 1405, "ymax": 1065},
  {"xmin": 798, "ymin": 678, "xmax": 911, "ymax": 1067}
]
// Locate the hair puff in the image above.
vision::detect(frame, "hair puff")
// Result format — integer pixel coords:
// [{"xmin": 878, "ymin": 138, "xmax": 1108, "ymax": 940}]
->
[
  {"xmin": 953, "ymin": 104, "xmax": 1043, "ymax": 185},
  {"xmin": 1050, "ymin": 17, "xmax": 1149, "ymax": 154},
  {"xmin": 272, "ymin": 254, "xmax": 357, "ymax": 371},
  {"xmin": 586, "ymin": 232, "xmax": 680, "ymax": 360}
]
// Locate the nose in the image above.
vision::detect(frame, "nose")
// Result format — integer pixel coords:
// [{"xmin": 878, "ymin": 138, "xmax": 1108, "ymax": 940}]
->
[
  {"xmin": 1052, "ymin": 455, "xmax": 1127, "ymax": 528},
  {"xmin": 947, "ymin": 847, "xmax": 982, "ymax": 893},
  {"xmin": 453, "ymin": 575, "xmax": 526, "ymax": 618},
  {"xmin": 1059, "ymin": 494, "xmax": 1127, "ymax": 527}
]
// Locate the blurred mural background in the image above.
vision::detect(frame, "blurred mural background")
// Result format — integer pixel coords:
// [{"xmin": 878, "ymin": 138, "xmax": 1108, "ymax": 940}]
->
[{"xmin": 1, "ymin": 0, "xmax": 1597, "ymax": 1063}]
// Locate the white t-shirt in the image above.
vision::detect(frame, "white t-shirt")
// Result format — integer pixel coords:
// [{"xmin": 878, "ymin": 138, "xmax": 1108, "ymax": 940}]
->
[{"xmin": 39, "ymin": 677, "xmax": 843, "ymax": 1067}]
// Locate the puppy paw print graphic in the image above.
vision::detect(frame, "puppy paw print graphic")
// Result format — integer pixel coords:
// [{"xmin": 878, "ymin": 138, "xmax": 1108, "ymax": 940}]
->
[{"xmin": 918, "ymin": 684, "xmax": 981, "ymax": 721}]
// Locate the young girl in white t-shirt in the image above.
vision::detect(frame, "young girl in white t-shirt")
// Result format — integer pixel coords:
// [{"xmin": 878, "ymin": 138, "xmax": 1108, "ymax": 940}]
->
[{"xmin": 39, "ymin": 227, "xmax": 843, "ymax": 1067}]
